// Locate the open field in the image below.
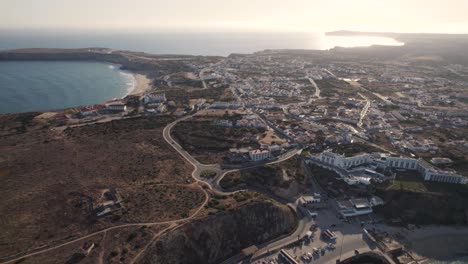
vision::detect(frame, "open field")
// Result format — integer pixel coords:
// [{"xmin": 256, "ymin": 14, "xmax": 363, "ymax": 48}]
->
[
  {"xmin": 376, "ymin": 171, "xmax": 468, "ymax": 225},
  {"xmin": 17, "ymin": 225, "xmax": 170, "ymax": 264},
  {"xmin": 258, "ymin": 130, "xmax": 287, "ymax": 145},
  {"xmin": 163, "ymin": 86, "xmax": 235, "ymax": 107},
  {"xmin": 384, "ymin": 170, "xmax": 468, "ymax": 194},
  {"xmin": 314, "ymin": 79, "xmax": 357, "ymax": 97},
  {"xmin": 220, "ymin": 156, "xmax": 308, "ymax": 198},
  {"xmin": 0, "ymin": 115, "xmax": 201, "ymax": 259},
  {"xmin": 204, "ymin": 191, "xmax": 271, "ymax": 215},
  {"xmin": 171, "ymin": 117, "xmax": 264, "ymax": 164}
]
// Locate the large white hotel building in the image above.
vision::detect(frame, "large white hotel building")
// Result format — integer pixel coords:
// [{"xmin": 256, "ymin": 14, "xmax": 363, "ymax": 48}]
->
[{"xmin": 318, "ymin": 151, "xmax": 467, "ymax": 185}]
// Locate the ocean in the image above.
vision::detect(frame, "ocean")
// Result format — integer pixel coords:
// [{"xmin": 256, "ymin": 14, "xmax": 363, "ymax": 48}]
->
[
  {"xmin": 0, "ymin": 30, "xmax": 403, "ymax": 56},
  {"xmin": 0, "ymin": 30, "xmax": 404, "ymax": 114},
  {"xmin": 428, "ymin": 256, "xmax": 468, "ymax": 264},
  {"xmin": 0, "ymin": 61, "xmax": 133, "ymax": 114}
]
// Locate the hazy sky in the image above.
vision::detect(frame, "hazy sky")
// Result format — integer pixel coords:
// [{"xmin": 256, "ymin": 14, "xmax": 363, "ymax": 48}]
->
[{"xmin": 1, "ymin": 0, "xmax": 468, "ymax": 33}]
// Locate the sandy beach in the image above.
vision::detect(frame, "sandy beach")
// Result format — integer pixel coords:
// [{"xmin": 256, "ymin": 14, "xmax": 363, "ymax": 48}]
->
[{"xmin": 129, "ymin": 73, "xmax": 152, "ymax": 95}]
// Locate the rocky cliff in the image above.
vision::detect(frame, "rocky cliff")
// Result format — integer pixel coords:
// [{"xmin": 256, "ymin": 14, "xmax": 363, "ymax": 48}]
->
[
  {"xmin": 140, "ymin": 201, "xmax": 297, "ymax": 264},
  {"xmin": 0, "ymin": 48, "xmax": 200, "ymax": 78},
  {"xmin": 0, "ymin": 49, "xmax": 157, "ymax": 72}
]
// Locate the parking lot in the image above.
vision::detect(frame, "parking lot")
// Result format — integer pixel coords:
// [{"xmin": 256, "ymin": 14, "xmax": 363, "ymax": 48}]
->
[{"xmin": 252, "ymin": 199, "xmax": 377, "ymax": 264}]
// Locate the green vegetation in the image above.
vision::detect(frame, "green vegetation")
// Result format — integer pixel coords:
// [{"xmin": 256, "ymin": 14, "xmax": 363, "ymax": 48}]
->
[
  {"xmin": 383, "ymin": 170, "xmax": 468, "ymax": 194},
  {"xmin": 220, "ymin": 165, "xmax": 281, "ymax": 189},
  {"xmin": 172, "ymin": 119, "xmax": 264, "ymax": 163},
  {"xmin": 206, "ymin": 197, "xmax": 228, "ymax": 211},
  {"xmin": 233, "ymin": 192, "xmax": 254, "ymax": 202},
  {"xmin": 332, "ymin": 143, "xmax": 382, "ymax": 157},
  {"xmin": 376, "ymin": 170, "xmax": 468, "ymax": 225},
  {"xmin": 126, "ymin": 232, "xmax": 137, "ymax": 242},
  {"xmin": 200, "ymin": 169, "xmax": 217, "ymax": 178},
  {"xmin": 220, "ymin": 157, "xmax": 305, "ymax": 190},
  {"xmin": 213, "ymin": 194, "xmax": 227, "ymax": 200}
]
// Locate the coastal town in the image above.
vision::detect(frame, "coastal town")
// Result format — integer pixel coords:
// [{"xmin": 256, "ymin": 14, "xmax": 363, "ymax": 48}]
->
[{"xmin": 1, "ymin": 44, "xmax": 468, "ymax": 264}]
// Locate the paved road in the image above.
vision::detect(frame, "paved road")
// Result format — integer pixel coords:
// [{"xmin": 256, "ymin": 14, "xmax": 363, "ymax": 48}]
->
[
  {"xmin": 251, "ymin": 213, "xmax": 312, "ymax": 259},
  {"xmin": 0, "ymin": 114, "xmax": 216, "ymax": 264},
  {"xmin": 199, "ymin": 68, "xmax": 210, "ymax": 90},
  {"xmin": 163, "ymin": 109, "xmax": 301, "ymax": 195},
  {"xmin": 213, "ymin": 148, "xmax": 302, "ymax": 190},
  {"xmin": 4, "ymin": 109, "xmax": 302, "ymax": 264},
  {"xmin": 308, "ymin": 77, "xmax": 321, "ymax": 99},
  {"xmin": 357, "ymin": 92, "xmax": 371, "ymax": 128},
  {"xmin": 322, "ymin": 68, "xmax": 337, "ymax": 79},
  {"xmin": 163, "ymin": 108, "xmax": 385, "ymax": 264},
  {"xmin": 162, "ymin": 111, "xmax": 318, "ymax": 264}
]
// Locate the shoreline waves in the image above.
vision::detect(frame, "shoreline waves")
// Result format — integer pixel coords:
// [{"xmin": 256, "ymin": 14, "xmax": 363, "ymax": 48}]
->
[
  {"xmin": 128, "ymin": 73, "xmax": 151, "ymax": 96},
  {"xmin": 0, "ymin": 61, "xmax": 136, "ymax": 114},
  {"xmin": 405, "ymin": 226, "xmax": 468, "ymax": 263}
]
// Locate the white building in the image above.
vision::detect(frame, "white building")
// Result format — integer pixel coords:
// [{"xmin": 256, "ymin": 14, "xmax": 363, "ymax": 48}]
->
[
  {"xmin": 143, "ymin": 93, "xmax": 166, "ymax": 104},
  {"xmin": 344, "ymin": 176, "xmax": 371, "ymax": 185},
  {"xmin": 301, "ymin": 196, "xmax": 321, "ymax": 204},
  {"xmin": 105, "ymin": 101, "xmax": 127, "ymax": 112},
  {"xmin": 337, "ymin": 198, "xmax": 374, "ymax": 217},
  {"xmin": 249, "ymin": 149, "xmax": 271, "ymax": 161},
  {"xmin": 385, "ymin": 156, "xmax": 418, "ymax": 170},
  {"xmin": 385, "ymin": 156, "xmax": 467, "ymax": 184},
  {"xmin": 320, "ymin": 151, "xmax": 372, "ymax": 169},
  {"xmin": 315, "ymin": 151, "xmax": 467, "ymax": 185}
]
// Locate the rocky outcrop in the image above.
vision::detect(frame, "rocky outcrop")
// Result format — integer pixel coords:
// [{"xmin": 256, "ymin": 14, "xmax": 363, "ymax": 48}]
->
[{"xmin": 141, "ymin": 201, "xmax": 297, "ymax": 264}]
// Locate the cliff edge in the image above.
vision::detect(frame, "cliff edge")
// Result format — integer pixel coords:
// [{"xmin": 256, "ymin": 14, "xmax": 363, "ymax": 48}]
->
[{"xmin": 141, "ymin": 201, "xmax": 296, "ymax": 264}]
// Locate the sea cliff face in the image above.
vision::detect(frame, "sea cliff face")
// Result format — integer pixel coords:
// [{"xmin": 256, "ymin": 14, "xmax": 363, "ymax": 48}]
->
[
  {"xmin": 0, "ymin": 49, "xmax": 153, "ymax": 72},
  {"xmin": 141, "ymin": 201, "xmax": 296, "ymax": 264},
  {"xmin": 0, "ymin": 48, "xmax": 202, "ymax": 77},
  {"xmin": 0, "ymin": 48, "xmax": 125, "ymax": 61}
]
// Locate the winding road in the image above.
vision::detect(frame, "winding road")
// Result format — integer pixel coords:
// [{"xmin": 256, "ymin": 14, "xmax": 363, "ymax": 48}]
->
[
  {"xmin": 357, "ymin": 92, "xmax": 371, "ymax": 128},
  {"xmin": 1, "ymin": 110, "xmax": 302, "ymax": 264}
]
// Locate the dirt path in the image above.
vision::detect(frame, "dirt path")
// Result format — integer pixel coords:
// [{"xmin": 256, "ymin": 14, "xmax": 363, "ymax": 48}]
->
[{"xmin": 0, "ymin": 182, "xmax": 209, "ymax": 264}]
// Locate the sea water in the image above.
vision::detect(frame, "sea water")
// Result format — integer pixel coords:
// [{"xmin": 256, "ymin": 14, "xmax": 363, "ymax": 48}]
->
[
  {"xmin": 0, "ymin": 61, "xmax": 134, "ymax": 114},
  {"xmin": 0, "ymin": 30, "xmax": 403, "ymax": 56}
]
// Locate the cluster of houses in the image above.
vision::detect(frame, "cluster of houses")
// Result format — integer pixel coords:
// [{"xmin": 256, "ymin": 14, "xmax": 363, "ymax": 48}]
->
[
  {"xmin": 226, "ymin": 144, "xmax": 287, "ymax": 164},
  {"xmin": 213, "ymin": 115, "xmax": 267, "ymax": 129},
  {"xmin": 77, "ymin": 93, "xmax": 169, "ymax": 119},
  {"xmin": 79, "ymin": 100, "xmax": 128, "ymax": 117},
  {"xmin": 210, "ymin": 101, "xmax": 242, "ymax": 109},
  {"xmin": 298, "ymin": 193, "xmax": 384, "ymax": 218},
  {"xmin": 143, "ymin": 93, "xmax": 168, "ymax": 114}
]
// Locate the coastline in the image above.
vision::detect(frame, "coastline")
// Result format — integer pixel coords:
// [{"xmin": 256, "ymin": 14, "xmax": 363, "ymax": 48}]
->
[
  {"xmin": 404, "ymin": 226, "xmax": 468, "ymax": 262},
  {"xmin": 128, "ymin": 73, "xmax": 152, "ymax": 96}
]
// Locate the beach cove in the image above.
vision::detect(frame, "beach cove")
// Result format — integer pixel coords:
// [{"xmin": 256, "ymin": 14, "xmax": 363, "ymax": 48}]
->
[{"xmin": 0, "ymin": 61, "xmax": 151, "ymax": 114}]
